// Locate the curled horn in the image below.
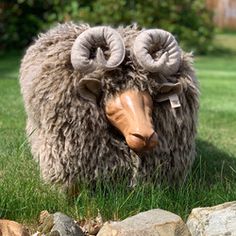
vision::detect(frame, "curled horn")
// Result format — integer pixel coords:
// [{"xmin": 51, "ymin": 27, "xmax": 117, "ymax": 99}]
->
[
  {"xmin": 71, "ymin": 26, "xmax": 125, "ymax": 73},
  {"xmin": 133, "ymin": 29, "xmax": 181, "ymax": 75}
]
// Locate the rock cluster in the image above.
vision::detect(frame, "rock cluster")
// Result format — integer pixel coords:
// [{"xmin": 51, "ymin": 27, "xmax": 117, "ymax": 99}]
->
[{"xmin": 1, "ymin": 201, "xmax": 236, "ymax": 236}]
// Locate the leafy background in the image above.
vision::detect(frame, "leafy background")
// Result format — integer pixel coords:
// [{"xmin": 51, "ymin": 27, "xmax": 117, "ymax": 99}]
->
[{"xmin": 0, "ymin": 0, "xmax": 214, "ymax": 53}]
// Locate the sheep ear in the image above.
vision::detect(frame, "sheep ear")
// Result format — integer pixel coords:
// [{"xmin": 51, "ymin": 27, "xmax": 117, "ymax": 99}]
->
[
  {"xmin": 78, "ymin": 78, "xmax": 102, "ymax": 103},
  {"xmin": 156, "ymin": 82, "xmax": 182, "ymax": 102}
]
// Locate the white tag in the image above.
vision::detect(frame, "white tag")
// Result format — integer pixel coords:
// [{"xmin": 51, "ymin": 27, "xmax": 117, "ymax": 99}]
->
[{"xmin": 169, "ymin": 94, "xmax": 181, "ymax": 108}]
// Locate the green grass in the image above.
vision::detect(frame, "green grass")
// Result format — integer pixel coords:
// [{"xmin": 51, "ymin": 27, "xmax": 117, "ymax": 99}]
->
[
  {"xmin": 214, "ymin": 32, "xmax": 236, "ymax": 53},
  {"xmin": 0, "ymin": 35, "xmax": 236, "ymax": 230}
]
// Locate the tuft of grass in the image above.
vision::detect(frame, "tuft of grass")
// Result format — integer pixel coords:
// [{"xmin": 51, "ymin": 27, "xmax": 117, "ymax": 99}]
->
[{"xmin": 0, "ymin": 33, "xmax": 236, "ymax": 228}]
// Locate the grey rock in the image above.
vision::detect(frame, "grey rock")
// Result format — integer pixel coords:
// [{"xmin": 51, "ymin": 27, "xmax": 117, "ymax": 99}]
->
[
  {"xmin": 186, "ymin": 201, "xmax": 236, "ymax": 236},
  {"xmin": 97, "ymin": 209, "xmax": 190, "ymax": 236},
  {"xmin": 51, "ymin": 212, "xmax": 84, "ymax": 236}
]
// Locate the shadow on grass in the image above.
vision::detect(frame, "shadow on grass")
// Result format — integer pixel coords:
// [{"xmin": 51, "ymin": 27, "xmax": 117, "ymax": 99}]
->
[{"xmin": 194, "ymin": 138, "xmax": 236, "ymax": 185}]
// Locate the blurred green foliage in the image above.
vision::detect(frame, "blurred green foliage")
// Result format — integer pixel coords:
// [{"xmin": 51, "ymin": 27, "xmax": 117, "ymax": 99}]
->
[{"xmin": 0, "ymin": 0, "xmax": 214, "ymax": 54}]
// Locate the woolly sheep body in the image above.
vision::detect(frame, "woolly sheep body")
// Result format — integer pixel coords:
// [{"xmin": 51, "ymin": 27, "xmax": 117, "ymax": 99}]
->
[{"xmin": 20, "ymin": 23, "xmax": 199, "ymax": 189}]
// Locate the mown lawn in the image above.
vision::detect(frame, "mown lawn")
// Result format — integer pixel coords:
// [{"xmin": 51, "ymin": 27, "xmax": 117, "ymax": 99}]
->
[{"xmin": 0, "ymin": 35, "xmax": 236, "ymax": 229}]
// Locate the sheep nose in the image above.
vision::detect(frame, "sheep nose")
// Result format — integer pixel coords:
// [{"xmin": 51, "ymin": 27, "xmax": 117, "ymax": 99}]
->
[{"xmin": 126, "ymin": 131, "xmax": 158, "ymax": 152}]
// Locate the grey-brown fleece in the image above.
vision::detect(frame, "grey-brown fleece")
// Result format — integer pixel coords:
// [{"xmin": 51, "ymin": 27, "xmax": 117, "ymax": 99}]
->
[{"xmin": 20, "ymin": 22, "xmax": 199, "ymax": 190}]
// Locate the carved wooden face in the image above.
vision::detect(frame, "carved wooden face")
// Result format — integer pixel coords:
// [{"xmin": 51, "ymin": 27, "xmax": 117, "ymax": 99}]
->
[{"xmin": 105, "ymin": 89, "xmax": 158, "ymax": 152}]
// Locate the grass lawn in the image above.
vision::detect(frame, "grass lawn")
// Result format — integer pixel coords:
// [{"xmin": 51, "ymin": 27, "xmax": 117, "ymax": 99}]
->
[{"xmin": 0, "ymin": 34, "xmax": 236, "ymax": 230}]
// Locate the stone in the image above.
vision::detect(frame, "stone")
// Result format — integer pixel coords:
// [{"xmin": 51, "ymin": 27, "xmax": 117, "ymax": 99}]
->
[
  {"xmin": 187, "ymin": 201, "xmax": 236, "ymax": 236},
  {"xmin": 97, "ymin": 209, "xmax": 190, "ymax": 236},
  {"xmin": 0, "ymin": 219, "xmax": 30, "ymax": 236},
  {"xmin": 37, "ymin": 211, "xmax": 84, "ymax": 236},
  {"xmin": 80, "ymin": 210, "xmax": 104, "ymax": 235},
  {"xmin": 52, "ymin": 212, "xmax": 84, "ymax": 236}
]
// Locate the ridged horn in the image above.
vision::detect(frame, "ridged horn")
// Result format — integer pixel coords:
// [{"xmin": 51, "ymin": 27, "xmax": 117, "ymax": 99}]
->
[
  {"xmin": 133, "ymin": 29, "xmax": 181, "ymax": 75},
  {"xmin": 71, "ymin": 26, "xmax": 125, "ymax": 73}
]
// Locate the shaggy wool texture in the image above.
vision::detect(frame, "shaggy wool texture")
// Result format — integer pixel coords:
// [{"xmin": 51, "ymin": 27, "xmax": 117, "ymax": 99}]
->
[{"xmin": 20, "ymin": 23, "xmax": 199, "ymax": 189}]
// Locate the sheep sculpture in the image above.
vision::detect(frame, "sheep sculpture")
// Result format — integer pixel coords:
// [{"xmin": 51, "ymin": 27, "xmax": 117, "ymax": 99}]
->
[{"xmin": 20, "ymin": 23, "xmax": 199, "ymax": 193}]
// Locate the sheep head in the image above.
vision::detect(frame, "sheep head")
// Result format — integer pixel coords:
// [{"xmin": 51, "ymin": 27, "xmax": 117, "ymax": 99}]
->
[
  {"xmin": 105, "ymin": 89, "xmax": 158, "ymax": 152},
  {"xmin": 104, "ymin": 79, "xmax": 182, "ymax": 152},
  {"xmin": 70, "ymin": 26, "xmax": 182, "ymax": 152}
]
